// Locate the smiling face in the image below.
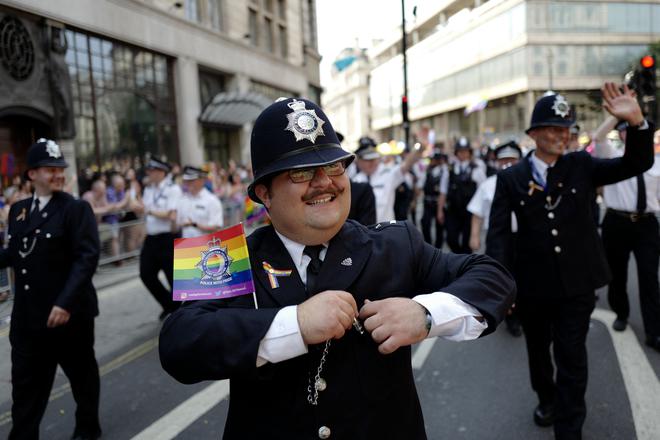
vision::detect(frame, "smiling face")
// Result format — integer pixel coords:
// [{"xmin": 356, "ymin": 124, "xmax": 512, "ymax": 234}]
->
[
  {"xmin": 27, "ymin": 166, "xmax": 66, "ymax": 196},
  {"xmin": 528, "ymin": 126, "xmax": 570, "ymax": 162},
  {"xmin": 255, "ymin": 164, "xmax": 350, "ymax": 245}
]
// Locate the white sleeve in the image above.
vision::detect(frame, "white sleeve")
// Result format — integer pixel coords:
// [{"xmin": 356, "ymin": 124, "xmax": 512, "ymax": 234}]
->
[
  {"xmin": 413, "ymin": 292, "xmax": 488, "ymax": 341},
  {"xmin": 392, "ymin": 165, "xmax": 406, "ymax": 188},
  {"xmin": 472, "ymin": 167, "xmax": 487, "ymax": 186},
  {"xmin": 256, "ymin": 306, "xmax": 308, "ymax": 367},
  {"xmin": 439, "ymin": 166, "xmax": 449, "ymax": 194},
  {"xmin": 467, "ymin": 184, "xmax": 485, "ymax": 217},
  {"xmin": 167, "ymin": 185, "xmax": 182, "ymax": 211},
  {"xmin": 416, "ymin": 172, "xmax": 426, "ymax": 190},
  {"xmin": 208, "ymin": 196, "xmax": 224, "ymax": 228}
]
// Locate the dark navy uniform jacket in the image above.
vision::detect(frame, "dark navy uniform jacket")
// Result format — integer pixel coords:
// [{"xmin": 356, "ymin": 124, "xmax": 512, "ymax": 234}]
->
[
  {"xmin": 160, "ymin": 220, "xmax": 515, "ymax": 440},
  {"xmin": 486, "ymin": 125, "xmax": 654, "ymax": 299},
  {"xmin": 0, "ymin": 192, "xmax": 100, "ymax": 337}
]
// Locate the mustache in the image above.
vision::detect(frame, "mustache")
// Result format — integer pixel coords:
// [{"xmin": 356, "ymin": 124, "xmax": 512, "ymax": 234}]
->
[{"xmin": 302, "ymin": 185, "xmax": 344, "ymax": 202}]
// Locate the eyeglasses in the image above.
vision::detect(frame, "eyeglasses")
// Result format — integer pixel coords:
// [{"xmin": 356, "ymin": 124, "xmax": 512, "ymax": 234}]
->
[{"xmin": 288, "ymin": 160, "xmax": 347, "ymax": 183}]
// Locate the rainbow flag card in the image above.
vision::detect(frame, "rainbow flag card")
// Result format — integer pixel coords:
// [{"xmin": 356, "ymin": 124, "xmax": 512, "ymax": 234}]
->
[{"xmin": 173, "ymin": 224, "xmax": 255, "ymax": 301}]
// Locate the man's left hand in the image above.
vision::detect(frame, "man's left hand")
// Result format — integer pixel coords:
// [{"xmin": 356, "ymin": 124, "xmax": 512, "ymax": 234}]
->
[
  {"xmin": 47, "ymin": 306, "xmax": 71, "ymax": 328},
  {"xmin": 602, "ymin": 82, "xmax": 645, "ymax": 126},
  {"xmin": 359, "ymin": 298, "xmax": 428, "ymax": 354}
]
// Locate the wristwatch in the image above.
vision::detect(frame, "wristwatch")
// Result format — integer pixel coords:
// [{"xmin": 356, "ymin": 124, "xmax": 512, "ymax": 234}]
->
[{"xmin": 422, "ymin": 306, "xmax": 433, "ymax": 335}]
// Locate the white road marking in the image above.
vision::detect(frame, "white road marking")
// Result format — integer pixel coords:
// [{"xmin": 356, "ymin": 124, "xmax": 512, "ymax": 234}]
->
[
  {"xmin": 412, "ymin": 338, "xmax": 437, "ymax": 370},
  {"xmin": 130, "ymin": 380, "xmax": 229, "ymax": 440},
  {"xmin": 591, "ymin": 308, "xmax": 660, "ymax": 440}
]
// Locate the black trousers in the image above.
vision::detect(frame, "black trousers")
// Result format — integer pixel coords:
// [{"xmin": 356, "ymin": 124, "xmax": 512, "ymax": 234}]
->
[
  {"xmin": 140, "ymin": 233, "xmax": 178, "ymax": 313},
  {"xmin": 517, "ymin": 293, "xmax": 595, "ymax": 440},
  {"xmin": 421, "ymin": 201, "xmax": 444, "ymax": 248},
  {"xmin": 601, "ymin": 211, "xmax": 660, "ymax": 338},
  {"xmin": 9, "ymin": 318, "xmax": 101, "ymax": 440},
  {"xmin": 445, "ymin": 208, "xmax": 471, "ymax": 254}
]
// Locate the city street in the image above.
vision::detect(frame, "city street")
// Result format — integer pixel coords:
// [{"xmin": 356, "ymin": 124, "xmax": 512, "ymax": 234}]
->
[{"xmin": 0, "ymin": 257, "xmax": 658, "ymax": 440}]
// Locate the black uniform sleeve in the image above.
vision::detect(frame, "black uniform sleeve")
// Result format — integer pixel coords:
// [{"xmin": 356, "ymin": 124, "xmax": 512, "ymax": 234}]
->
[
  {"xmin": 0, "ymin": 205, "xmax": 17, "ymax": 269},
  {"xmin": 590, "ymin": 124, "xmax": 654, "ymax": 186},
  {"xmin": 485, "ymin": 175, "xmax": 514, "ymax": 272},
  {"xmin": 407, "ymin": 222, "xmax": 516, "ymax": 336},
  {"xmin": 54, "ymin": 200, "xmax": 100, "ymax": 311},
  {"xmin": 159, "ymin": 296, "xmax": 280, "ymax": 384}
]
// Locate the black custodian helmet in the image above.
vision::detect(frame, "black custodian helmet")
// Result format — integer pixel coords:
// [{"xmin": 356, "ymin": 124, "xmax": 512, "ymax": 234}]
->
[
  {"xmin": 24, "ymin": 138, "xmax": 68, "ymax": 179},
  {"xmin": 526, "ymin": 94, "xmax": 575, "ymax": 134},
  {"xmin": 247, "ymin": 97, "xmax": 354, "ymax": 203}
]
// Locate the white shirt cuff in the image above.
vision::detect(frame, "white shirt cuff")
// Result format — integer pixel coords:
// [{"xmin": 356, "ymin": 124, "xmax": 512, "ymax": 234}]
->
[
  {"xmin": 256, "ymin": 306, "xmax": 307, "ymax": 367},
  {"xmin": 413, "ymin": 292, "xmax": 488, "ymax": 341}
]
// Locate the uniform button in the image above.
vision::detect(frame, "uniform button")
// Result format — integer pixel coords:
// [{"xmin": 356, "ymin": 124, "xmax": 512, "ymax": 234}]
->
[
  {"xmin": 24, "ymin": 284, "xmax": 29, "ymax": 290},
  {"xmin": 21, "ymin": 269, "xmax": 26, "ymax": 274},
  {"xmin": 35, "ymin": 229, "xmax": 40, "ymax": 234},
  {"xmin": 554, "ymin": 246, "xmax": 561, "ymax": 253},
  {"xmin": 318, "ymin": 426, "xmax": 331, "ymax": 439},
  {"xmin": 548, "ymin": 212, "xmax": 555, "ymax": 219},
  {"xmin": 571, "ymin": 188, "xmax": 577, "ymax": 194},
  {"xmin": 520, "ymin": 200, "xmax": 525, "ymax": 206},
  {"xmin": 46, "ymin": 233, "xmax": 51, "ymax": 238},
  {"xmin": 22, "ymin": 237, "xmax": 27, "ymax": 242},
  {"xmin": 551, "ymin": 229, "xmax": 558, "ymax": 236}
]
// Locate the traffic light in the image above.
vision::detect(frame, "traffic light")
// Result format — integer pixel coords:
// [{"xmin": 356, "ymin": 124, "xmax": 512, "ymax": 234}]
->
[{"xmin": 637, "ymin": 55, "xmax": 657, "ymax": 123}]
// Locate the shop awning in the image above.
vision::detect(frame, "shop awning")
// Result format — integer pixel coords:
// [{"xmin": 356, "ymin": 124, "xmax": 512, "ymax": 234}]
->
[{"xmin": 199, "ymin": 91, "xmax": 272, "ymax": 127}]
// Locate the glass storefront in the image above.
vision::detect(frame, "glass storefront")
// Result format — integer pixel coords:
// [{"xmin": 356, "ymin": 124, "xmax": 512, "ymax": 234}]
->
[{"xmin": 64, "ymin": 28, "xmax": 178, "ymax": 172}]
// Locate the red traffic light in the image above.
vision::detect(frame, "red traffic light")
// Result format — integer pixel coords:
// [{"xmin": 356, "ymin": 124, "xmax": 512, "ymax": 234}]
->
[
  {"xmin": 402, "ymin": 95, "xmax": 408, "ymax": 103},
  {"xmin": 641, "ymin": 55, "xmax": 655, "ymax": 69}
]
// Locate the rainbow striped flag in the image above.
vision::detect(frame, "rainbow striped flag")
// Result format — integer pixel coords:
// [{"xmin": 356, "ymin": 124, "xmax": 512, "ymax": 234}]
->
[{"xmin": 172, "ymin": 223, "xmax": 255, "ymax": 301}]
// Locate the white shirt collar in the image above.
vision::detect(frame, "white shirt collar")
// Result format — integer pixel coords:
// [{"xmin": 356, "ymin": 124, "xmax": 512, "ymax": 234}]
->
[
  {"xmin": 32, "ymin": 193, "xmax": 52, "ymax": 211},
  {"xmin": 274, "ymin": 230, "xmax": 328, "ymax": 284},
  {"xmin": 531, "ymin": 151, "xmax": 556, "ymax": 178}
]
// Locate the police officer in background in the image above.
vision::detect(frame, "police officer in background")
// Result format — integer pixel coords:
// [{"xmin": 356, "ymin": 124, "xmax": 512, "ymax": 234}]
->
[
  {"xmin": 353, "ymin": 136, "xmax": 424, "ymax": 223},
  {"xmin": 159, "ymin": 97, "xmax": 515, "ymax": 440},
  {"xmin": 137, "ymin": 157, "xmax": 182, "ymax": 319},
  {"xmin": 176, "ymin": 166, "xmax": 224, "ymax": 238},
  {"xmin": 336, "ymin": 132, "xmax": 376, "ymax": 225},
  {"xmin": 441, "ymin": 137, "xmax": 486, "ymax": 254},
  {"xmin": 469, "ymin": 141, "xmax": 523, "ymax": 337},
  {"xmin": 0, "ymin": 139, "xmax": 101, "ymax": 440},
  {"xmin": 593, "ymin": 118, "xmax": 660, "ymax": 351},
  {"xmin": 487, "ymin": 84, "xmax": 653, "ymax": 440},
  {"xmin": 419, "ymin": 150, "xmax": 448, "ymax": 248}
]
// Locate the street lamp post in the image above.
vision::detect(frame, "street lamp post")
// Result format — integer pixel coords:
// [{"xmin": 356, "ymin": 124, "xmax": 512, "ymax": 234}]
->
[{"xmin": 401, "ymin": 0, "xmax": 410, "ymax": 151}]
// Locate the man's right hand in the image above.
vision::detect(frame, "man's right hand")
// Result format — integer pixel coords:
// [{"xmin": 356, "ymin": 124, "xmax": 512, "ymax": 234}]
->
[
  {"xmin": 297, "ymin": 290, "xmax": 358, "ymax": 345},
  {"xmin": 436, "ymin": 209, "xmax": 445, "ymax": 224}
]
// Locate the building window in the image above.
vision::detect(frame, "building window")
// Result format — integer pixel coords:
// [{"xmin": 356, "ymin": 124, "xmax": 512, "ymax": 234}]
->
[
  {"xmin": 279, "ymin": 25, "xmax": 288, "ymax": 58},
  {"xmin": 306, "ymin": 0, "xmax": 317, "ymax": 50},
  {"xmin": 199, "ymin": 69, "xmax": 226, "ymax": 107},
  {"xmin": 250, "ymin": 80, "xmax": 296, "ymax": 101},
  {"xmin": 185, "ymin": 0, "xmax": 202, "ymax": 23},
  {"xmin": 249, "ymin": 8, "xmax": 259, "ymax": 46},
  {"xmin": 209, "ymin": 0, "xmax": 224, "ymax": 31},
  {"xmin": 278, "ymin": 0, "xmax": 286, "ymax": 19},
  {"xmin": 264, "ymin": 17, "xmax": 274, "ymax": 52},
  {"xmin": 65, "ymin": 28, "xmax": 178, "ymax": 171}
]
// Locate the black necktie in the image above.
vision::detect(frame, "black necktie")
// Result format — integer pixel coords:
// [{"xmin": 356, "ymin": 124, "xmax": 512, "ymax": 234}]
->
[
  {"xmin": 303, "ymin": 245, "xmax": 324, "ymax": 296},
  {"xmin": 636, "ymin": 174, "xmax": 647, "ymax": 213},
  {"xmin": 33, "ymin": 198, "xmax": 40, "ymax": 213}
]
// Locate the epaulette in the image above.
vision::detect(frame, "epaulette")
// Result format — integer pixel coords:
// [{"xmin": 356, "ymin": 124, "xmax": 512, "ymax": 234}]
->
[{"xmin": 368, "ymin": 220, "xmax": 404, "ymax": 231}]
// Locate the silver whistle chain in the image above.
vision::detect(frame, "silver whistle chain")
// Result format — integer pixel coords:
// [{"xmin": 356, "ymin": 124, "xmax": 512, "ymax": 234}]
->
[{"xmin": 307, "ymin": 340, "xmax": 331, "ymax": 406}]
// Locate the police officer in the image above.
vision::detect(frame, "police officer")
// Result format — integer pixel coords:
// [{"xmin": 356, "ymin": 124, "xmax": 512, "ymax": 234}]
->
[
  {"xmin": 352, "ymin": 136, "xmax": 424, "ymax": 223},
  {"xmin": 442, "ymin": 137, "xmax": 486, "ymax": 254},
  {"xmin": 0, "ymin": 139, "xmax": 101, "ymax": 440},
  {"xmin": 159, "ymin": 97, "xmax": 515, "ymax": 440},
  {"xmin": 176, "ymin": 166, "xmax": 224, "ymax": 238},
  {"xmin": 594, "ymin": 119, "xmax": 660, "ymax": 351},
  {"xmin": 138, "ymin": 157, "xmax": 182, "ymax": 319},
  {"xmin": 486, "ymin": 84, "xmax": 653, "ymax": 440},
  {"xmin": 419, "ymin": 150, "xmax": 448, "ymax": 248},
  {"xmin": 335, "ymin": 132, "xmax": 376, "ymax": 225},
  {"xmin": 469, "ymin": 141, "xmax": 522, "ymax": 336}
]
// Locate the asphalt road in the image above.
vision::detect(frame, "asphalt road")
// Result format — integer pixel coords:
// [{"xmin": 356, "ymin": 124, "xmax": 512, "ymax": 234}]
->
[{"xmin": 0, "ymin": 257, "xmax": 658, "ymax": 439}]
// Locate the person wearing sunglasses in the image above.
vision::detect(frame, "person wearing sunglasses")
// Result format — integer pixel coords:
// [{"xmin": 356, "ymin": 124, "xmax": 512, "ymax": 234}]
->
[{"xmin": 160, "ymin": 98, "xmax": 515, "ymax": 440}]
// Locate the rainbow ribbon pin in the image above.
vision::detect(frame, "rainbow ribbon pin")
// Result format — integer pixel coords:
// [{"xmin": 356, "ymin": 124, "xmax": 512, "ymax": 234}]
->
[{"xmin": 263, "ymin": 261, "xmax": 292, "ymax": 289}]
